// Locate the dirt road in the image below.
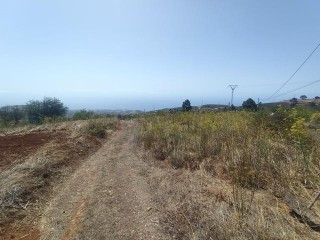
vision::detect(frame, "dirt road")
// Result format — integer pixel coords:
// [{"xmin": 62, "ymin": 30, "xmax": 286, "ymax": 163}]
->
[{"xmin": 40, "ymin": 121, "xmax": 165, "ymax": 240}]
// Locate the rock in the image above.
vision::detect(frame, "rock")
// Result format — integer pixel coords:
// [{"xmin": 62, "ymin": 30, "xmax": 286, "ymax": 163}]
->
[{"xmin": 285, "ymin": 192, "xmax": 320, "ymax": 232}]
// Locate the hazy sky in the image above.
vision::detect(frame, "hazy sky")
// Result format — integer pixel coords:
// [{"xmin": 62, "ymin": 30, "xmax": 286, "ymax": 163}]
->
[{"xmin": 0, "ymin": 0, "xmax": 319, "ymax": 110}]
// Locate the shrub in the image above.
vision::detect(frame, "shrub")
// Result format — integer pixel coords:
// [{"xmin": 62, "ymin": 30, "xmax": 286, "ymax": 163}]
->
[
  {"xmin": 72, "ymin": 109, "xmax": 95, "ymax": 120},
  {"xmin": 87, "ymin": 121, "xmax": 106, "ymax": 138},
  {"xmin": 83, "ymin": 118, "xmax": 118, "ymax": 138}
]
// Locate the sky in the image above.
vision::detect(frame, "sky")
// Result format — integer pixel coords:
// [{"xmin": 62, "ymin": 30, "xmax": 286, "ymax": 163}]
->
[{"xmin": 0, "ymin": 0, "xmax": 319, "ymax": 110}]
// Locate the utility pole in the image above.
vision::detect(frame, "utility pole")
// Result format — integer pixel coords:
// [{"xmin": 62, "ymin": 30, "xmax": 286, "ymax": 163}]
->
[{"xmin": 228, "ymin": 85, "xmax": 238, "ymax": 106}]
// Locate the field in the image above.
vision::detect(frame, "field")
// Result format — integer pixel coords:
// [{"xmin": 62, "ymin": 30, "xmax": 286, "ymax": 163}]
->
[
  {"xmin": 0, "ymin": 108, "xmax": 320, "ymax": 239},
  {"xmin": 136, "ymin": 109, "xmax": 320, "ymax": 239}
]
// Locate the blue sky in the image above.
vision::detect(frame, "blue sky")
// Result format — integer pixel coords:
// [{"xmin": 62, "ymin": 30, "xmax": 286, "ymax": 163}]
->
[{"xmin": 0, "ymin": 0, "xmax": 319, "ymax": 110}]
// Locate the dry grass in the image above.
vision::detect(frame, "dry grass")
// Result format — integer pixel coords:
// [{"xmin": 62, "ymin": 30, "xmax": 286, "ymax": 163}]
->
[
  {"xmin": 148, "ymin": 168, "xmax": 317, "ymax": 240},
  {"xmin": 137, "ymin": 111, "xmax": 320, "ymax": 239},
  {"xmin": 0, "ymin": 118, "xmax": 118, "ymax": 229}
]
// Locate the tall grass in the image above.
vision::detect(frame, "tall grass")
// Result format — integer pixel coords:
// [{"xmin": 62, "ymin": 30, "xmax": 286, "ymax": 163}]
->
[
  {"xmin": 137, "ymin": 111, "xmax": 320, "ymax": 195},
  {"xmin": 136, "ymin": 110, "xmax": 320, "ymax": 239}
]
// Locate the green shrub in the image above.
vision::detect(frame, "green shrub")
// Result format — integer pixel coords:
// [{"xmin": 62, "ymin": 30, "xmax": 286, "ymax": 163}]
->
[
  {"xmin": 87, "ymin": 121, "xmax": 106, "ymax": 138},
  {"xmin": 83, "ymin": 118, "xmax": 118, "ymax": 138},
  {"xmin": 72, "ymin": 109, "xmax": 95, "ymax": 120}
]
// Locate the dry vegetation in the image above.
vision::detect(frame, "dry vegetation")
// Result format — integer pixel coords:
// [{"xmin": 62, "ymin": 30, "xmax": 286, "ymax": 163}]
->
[
  {"xmin": 0, "ymin": 118, "xmax": 118, "ymax": 238},
  {"xmin": 1, "ymin": 106, "xmax": 320, "ymax": 239},
  {"xmin": 136, "ymin": 109, "xmax": 320, "ymax": 239}
]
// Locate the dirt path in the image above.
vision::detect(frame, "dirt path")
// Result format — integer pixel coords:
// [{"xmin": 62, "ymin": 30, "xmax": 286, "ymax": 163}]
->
[{"xmin": 40, "ymin": 121, "xmax": 165, "ymax": 240}]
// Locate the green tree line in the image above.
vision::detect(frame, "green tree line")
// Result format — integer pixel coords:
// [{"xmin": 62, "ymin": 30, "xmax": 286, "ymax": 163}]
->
[{"xmin": 0, "ymin": 97, "xmax": 68, "ymax": 126}]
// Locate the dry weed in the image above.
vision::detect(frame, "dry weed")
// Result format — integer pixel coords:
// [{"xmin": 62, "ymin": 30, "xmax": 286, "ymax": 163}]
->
[{"xmin": 137, "ymin": 111, "xmax": 320, "ymax": 239}]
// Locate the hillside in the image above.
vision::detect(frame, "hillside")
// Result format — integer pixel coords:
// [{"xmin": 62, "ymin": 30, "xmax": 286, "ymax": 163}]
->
[{"xmin": 1, "ymin": 107, "xmax": 320, "ymax": 239}]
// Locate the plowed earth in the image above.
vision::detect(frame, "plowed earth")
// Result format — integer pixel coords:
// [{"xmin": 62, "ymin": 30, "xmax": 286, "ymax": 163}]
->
[{"xmin": 0, "ymin": 132, "xmax": 66, "ymax": 170}]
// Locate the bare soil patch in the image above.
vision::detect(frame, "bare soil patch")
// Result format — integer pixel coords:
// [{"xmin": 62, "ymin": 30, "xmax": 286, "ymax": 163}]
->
[{"xmin": 0, "ymin": 132, "xmax": 66, "ymax": 170}]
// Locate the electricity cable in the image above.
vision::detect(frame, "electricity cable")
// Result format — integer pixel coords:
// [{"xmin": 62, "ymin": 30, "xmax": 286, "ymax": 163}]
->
[
  {"xmin": 269, "ymin": 78, "xmax": 320, "ymax": 99},
  {"xmin": 263, "ymin": 42, "xmax": 320, "ymax": 101}
]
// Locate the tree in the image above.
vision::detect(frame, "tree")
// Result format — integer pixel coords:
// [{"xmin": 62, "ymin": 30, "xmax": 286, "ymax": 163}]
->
[
  {"xmin": 230, "ymin": 104, "xmax": 236, "ymax": 111},
  {"xmin": 290, "ymin": 97, "xmax": 298, "ymax": 107},
  {"xmin": 242, "ymin": 98, "xmax": 257, "ymax": 111},
  {"xmin": 300, "ymin": 95, "xmax": 307, "ymax": 100},
  {"xmin": 315, "ymin": 96, "xmax": 320, "ymax": 99},
  {"xmin": 0, "ymin": 106, "xmax": 24, "ymax": 126},
  {"xmin": 42, "ymin": 97, "xmax": 68, "ymax": 118},
  {"xmin": 182, "ymin": 99, "xmax": 192, "ymax": 112},
  {"xmin": 26, "ymin": 97, "xmax": 68, "ymax": 124},
  {"xmin": 25, "ymin": 100, "xmax": 42, "ymax": 123}
]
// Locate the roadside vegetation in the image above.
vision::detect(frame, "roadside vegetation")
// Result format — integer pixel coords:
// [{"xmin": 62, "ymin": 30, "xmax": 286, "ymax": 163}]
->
[
  {"xmin": 0, "ymin": 97, "xmax": 123, "ymax": 133},
  {"xmin": 136, "ymin": 105, "xmax": 320, "ymax": 239}
]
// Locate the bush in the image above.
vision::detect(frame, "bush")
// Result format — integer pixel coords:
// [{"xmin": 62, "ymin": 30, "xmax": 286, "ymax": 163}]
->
[
  {"xmin": 83, "ymin": 118, "xmax": 118, "ymax": 138},
  {"xmin": 87, "ymin": 121, "xmax": 106, "ymax": 138},
  {"xmin": 72, "ymin": 109, "xmax": 95, "ymax": 120}
]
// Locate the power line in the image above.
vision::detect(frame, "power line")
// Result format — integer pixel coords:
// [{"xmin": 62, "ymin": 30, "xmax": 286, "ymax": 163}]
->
[
  {"xmin": 268, "ymin": 78, "xmax": 320, "ymax": 100},
  {"xmin": 264, "ymin": 42, "xmax": 320, "ymax": 101}
]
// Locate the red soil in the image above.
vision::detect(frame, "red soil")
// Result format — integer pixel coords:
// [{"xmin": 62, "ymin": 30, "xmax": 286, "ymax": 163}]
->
[{"xmin": 0, "ymin": 132, "xmax": 66, "ymax": 170}]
